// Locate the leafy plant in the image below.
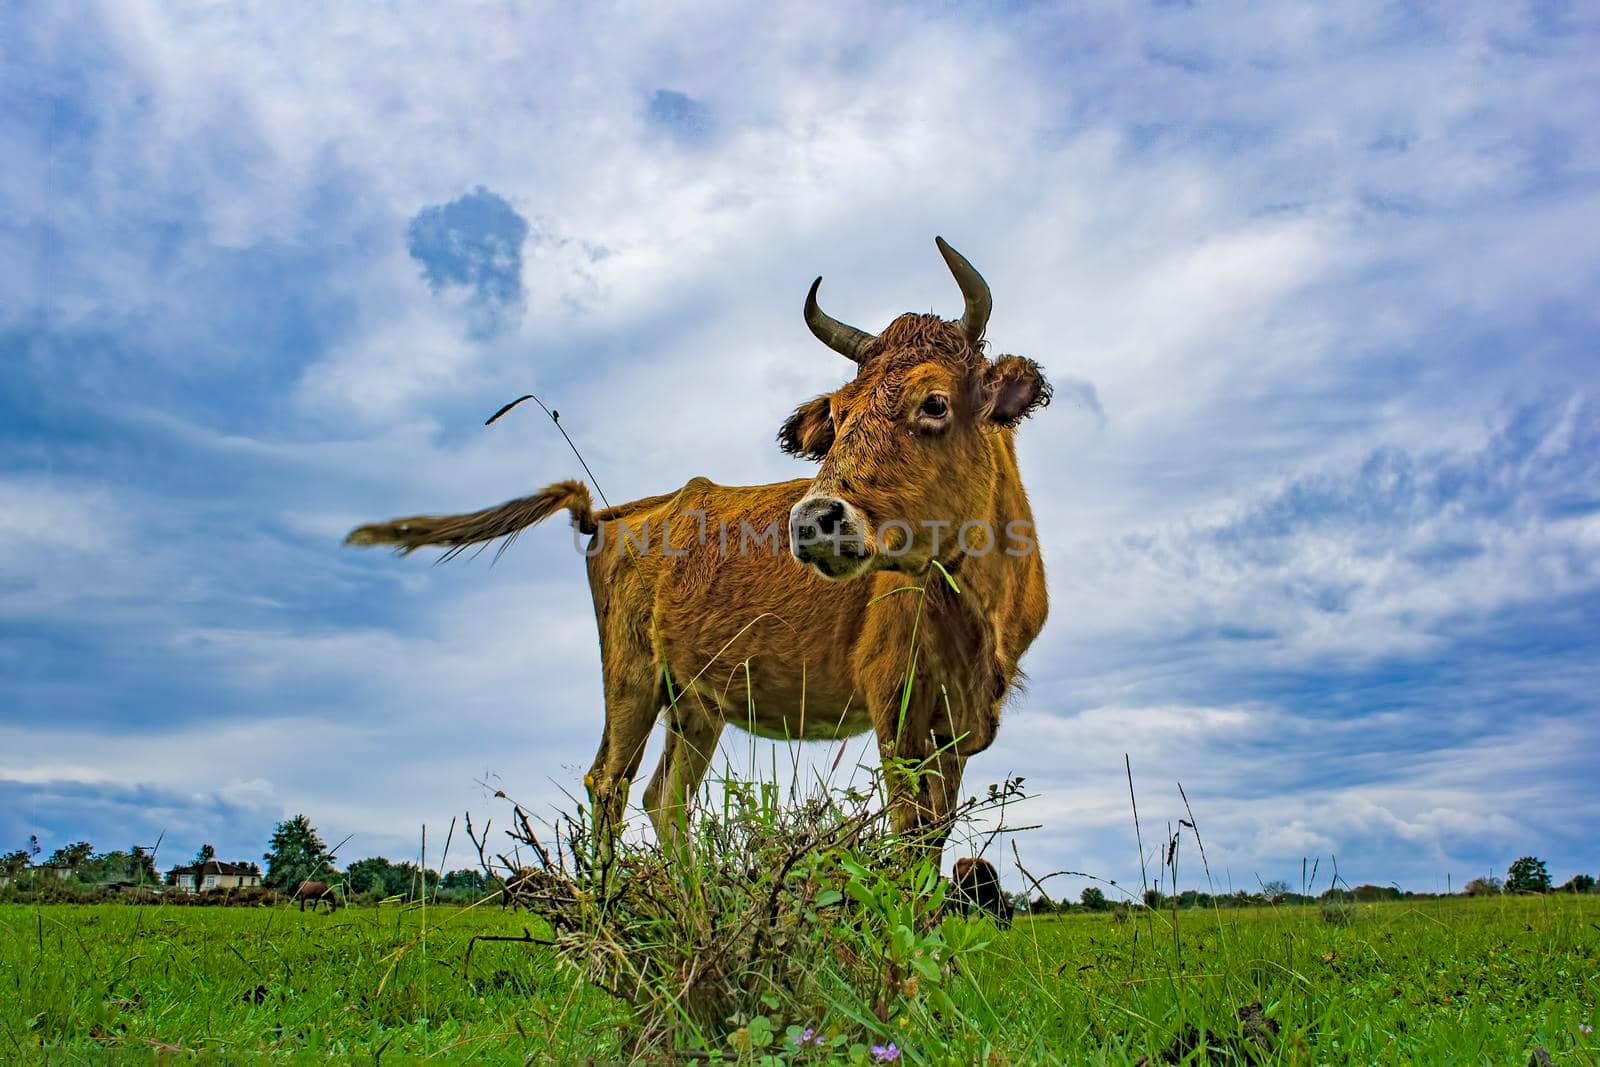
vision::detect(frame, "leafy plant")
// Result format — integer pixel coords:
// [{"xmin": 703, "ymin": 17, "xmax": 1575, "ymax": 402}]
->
[{"xmin": 471, "ymin": 763, "xmax": 1028, "ymax": 1058}]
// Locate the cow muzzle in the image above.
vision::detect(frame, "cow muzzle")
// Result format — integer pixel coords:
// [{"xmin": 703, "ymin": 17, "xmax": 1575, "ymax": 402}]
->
[{"xmin": 789, "ymin": 495, "xmax": 872, "ymax": 579}]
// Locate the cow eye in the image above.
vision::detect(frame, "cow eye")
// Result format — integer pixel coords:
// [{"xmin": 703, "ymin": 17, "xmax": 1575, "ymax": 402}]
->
[{"xmin": 919, "ymin": 394, "xmax": 950, "ymax": 420}]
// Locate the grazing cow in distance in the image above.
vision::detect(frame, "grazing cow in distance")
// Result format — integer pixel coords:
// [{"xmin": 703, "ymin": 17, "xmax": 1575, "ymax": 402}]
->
[
  {"xmin": 951, "ymin": 857, "xmax": 1013, "ymax": 925},
  {"xmin": 293, "ymin": 880, "xmax": 338, "ymax": 912},
  {"xmin": 347, "ymin": 237, "xmax": 1051, "ymax": 850}
]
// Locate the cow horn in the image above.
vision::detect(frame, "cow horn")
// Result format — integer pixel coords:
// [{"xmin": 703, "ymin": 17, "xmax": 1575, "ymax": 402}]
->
[
  {"xmin": 804, "ymin": 277, "xmax": 875, "ymax": 364},
  {"xmin": 935, "ymin": 236, "xmax": 992, "ymax": 345}
]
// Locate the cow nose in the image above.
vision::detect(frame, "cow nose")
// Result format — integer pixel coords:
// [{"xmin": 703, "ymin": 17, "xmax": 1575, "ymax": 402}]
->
[
  {"xmin": 790, "ymin": 496, "xmax": 848, "ymax": 545},
  {"xmin": 812, "ymin": 499, "xmax": 846, "ymax": 536},
  {"xmin": 789, "ymin": 496, "xmax": 868, "ymax": 572}
]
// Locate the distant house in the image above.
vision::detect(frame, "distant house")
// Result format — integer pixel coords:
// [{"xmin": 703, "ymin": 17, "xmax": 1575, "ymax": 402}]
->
[{"xmin": 168, "ymin": 860, "xmax": 262, "ymax": 893}]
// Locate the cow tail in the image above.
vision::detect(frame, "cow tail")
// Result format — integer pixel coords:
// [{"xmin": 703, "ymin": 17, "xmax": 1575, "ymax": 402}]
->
[{"xmin": 345, "ymin": 479, "xmax": 598, "ymax": 559}]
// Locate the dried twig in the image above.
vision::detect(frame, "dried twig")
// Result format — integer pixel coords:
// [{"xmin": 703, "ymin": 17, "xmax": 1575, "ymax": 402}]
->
[{"xmin": 462, "ymin": 927, "xmax": 553, "ymax": 976}]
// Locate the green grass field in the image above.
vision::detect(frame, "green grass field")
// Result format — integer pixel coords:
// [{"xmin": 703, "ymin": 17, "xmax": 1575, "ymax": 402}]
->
[{"xmin": 3, "ymin": 894, "xmax": 1595, "ymax": 1063}]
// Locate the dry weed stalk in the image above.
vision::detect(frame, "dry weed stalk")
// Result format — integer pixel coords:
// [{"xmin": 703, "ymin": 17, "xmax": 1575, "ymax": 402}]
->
[{"xmin": 466, "ymin": 769, "xmax": 1030, "ymax": 1053}]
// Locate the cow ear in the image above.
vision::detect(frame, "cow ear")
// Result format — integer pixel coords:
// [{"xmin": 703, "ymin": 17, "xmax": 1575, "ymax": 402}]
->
[
  {"xmin": 778, "ymin": 394, "xmax": 835, "ymax": 460},
  {"xmin": 980, "ymin": 356, "xmax": 1051, "ymax": 427}
]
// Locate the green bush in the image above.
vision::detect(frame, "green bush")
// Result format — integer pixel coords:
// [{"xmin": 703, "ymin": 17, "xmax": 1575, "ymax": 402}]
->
[
  {"xmin": 476, "ymin": 762, "xmax": 1025, "ymax": 1059},
  {"xmin": 0, "ymin": 876, "xmax": 112, "ymax": 905},
  {"xmin": 1320, "ymin": 899, "xmax": 1356, "ymax": 926}
]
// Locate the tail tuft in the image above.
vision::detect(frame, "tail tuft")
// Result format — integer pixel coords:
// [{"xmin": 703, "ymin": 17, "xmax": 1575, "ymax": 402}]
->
[{"xmin": 346, "ymin": 479, "xmax": 596, "ymax": 559}]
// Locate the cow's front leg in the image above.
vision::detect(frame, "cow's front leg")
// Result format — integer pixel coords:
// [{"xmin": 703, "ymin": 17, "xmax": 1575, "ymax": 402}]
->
[
  {"xmin": 875, "ymin": 698, "xmax": 968, "ymax": 851},
  {"xmin": 885, "ymin": 741, "xmax": 967, "ymax": 850}
]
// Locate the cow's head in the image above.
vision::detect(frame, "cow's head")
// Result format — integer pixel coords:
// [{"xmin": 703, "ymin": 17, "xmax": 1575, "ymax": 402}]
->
[{"xmin": 781, "ymin": 238, "xmax": 1050, "ymax": 580}]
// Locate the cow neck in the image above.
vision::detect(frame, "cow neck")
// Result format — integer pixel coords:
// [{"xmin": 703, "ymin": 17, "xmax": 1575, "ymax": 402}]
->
[
  {"xmin": 910, "ymin": 442, "xmax": 1017, "ymax": 728},
  {"xmin": 936, "ymin": 430, "xmax": 1027, "ymax": 622}
]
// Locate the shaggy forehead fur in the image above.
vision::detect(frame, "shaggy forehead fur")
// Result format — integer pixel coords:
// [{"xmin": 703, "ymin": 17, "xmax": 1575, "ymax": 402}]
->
[
  {"xmin": 860, "ymin": 313, "xmax": 985, "ymax": 369},
  {"xmin": 836, "ymin": 313, "xmax": 986, "ymax": 414}
]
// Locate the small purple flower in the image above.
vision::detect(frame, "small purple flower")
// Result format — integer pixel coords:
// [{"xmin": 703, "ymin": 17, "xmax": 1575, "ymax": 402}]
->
[
  {"xmin": 792, "ymin": 1027, "xmax": 823, "ymax": 1048},
  {"xmin": 1582, "ymin": 1023, "xmax": 1594, "ymax": 1036},
  {"xmin": 871, "ymin": 1042, "xmax": 901, "ymax": 1062}
]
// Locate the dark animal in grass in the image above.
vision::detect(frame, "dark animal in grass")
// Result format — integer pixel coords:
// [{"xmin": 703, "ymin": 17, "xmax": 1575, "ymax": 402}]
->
[
  {"xmin": 950, "ymin": 856, "xmax": 1013, "ymax": 926},
  {"xmin": 348, "ymin": 238, "xmax": 1052, "ymax": 851},
  {"xmin": 293, "ymin": 880, "xmax": 337, "ymax": 912}
]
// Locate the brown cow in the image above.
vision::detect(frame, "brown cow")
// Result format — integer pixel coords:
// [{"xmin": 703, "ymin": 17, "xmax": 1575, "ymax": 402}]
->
[
  {"xmin": 951, "ymin": 856, "xmax": 1013, "ymax": 926},
  {"xmin": 293, "ymin": 880, "xmax": 338, "ymax": 912},
  {"xmin": 347, "ymin": 237, "xmax": 1050, "ymax": 849}
]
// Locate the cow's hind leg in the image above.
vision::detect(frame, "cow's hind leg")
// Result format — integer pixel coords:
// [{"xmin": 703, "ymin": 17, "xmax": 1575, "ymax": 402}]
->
[
  {"xmin": 585, "ymin": 660, "xmax": 661, "ymax": 865},
  {"xmin": 582, "ymin": 554, "xmax": 667, "ymax": 866},
  {"xmin": 643, "ymin": 688, "xmax": 723, "ymax": 855}
]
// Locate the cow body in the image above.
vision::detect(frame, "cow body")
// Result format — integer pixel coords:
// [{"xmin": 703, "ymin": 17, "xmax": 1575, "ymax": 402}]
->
[
  {"xmin": 349, "ymin": 238, "xmax": 1050, "ymax": 848},
  {"xmin": 951, "ymin": 857, "xmax": 1013, "ymax": 925},
  {"xmin": 293, "ymin": 880, "xmax": 337, "ymax": 912}
]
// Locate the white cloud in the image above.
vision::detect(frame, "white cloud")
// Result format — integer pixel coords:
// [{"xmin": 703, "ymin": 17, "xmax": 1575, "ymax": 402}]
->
[{"xmin": 4, "ymin": 0, "xmax": 1598, "ymax": 886}]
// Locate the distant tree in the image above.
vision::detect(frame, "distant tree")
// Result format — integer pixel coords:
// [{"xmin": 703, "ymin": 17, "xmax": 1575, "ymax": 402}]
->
[
  {"xmin": 1463, "ymin": 875, "xmax": 1502, "ymax": 897},
  {"xmin": 1350, "ymin": 884, "xmax": 1400, "ymax": 903},
  {"xmin": 441, "ymin": 868, "xmax": 486, "ymax": 892},
  {"xmin": 45, "ymin": 842, "xmax": 94, "ymax": 873},
  {"xmin": 1080, "ymin": 886, "xmax": 1108, "ymax": 911},
  {"xmin": 130, "ymin": 847, "xmax": 157, "ymax": 885},
  {"xmin": 344, "ymin": 857, "xmax": 440, "ymax": 899},
  {"xmin": 345, "ymin": 857, "xmax": 399, "ymax": 896},
  {"xmin": 391, "ymin": 862, "xmax": 440, "ymax": 899},
  {"xmin": 1, "ymin": 850, "xmax": 29, "ymax": 877},
  {"xmin": 1506, "ymin": 856, "xmax": 1551, "ymax": 894},
  {"xmin": 78, "ymin": 847, "xmax": 157, "ymax": 884},
  {"xmin": 263, "ymin": 815, "xmax": 334, "ymax": 891},
  {"xmin": 1030, "ymin": 895, "xmax": 1056, "ymax": 915},
  {"xmin": 77, "ymin": 851, "xmax": 115, "ymax": 882},
  {"xmin": 1558, "ymin": 874, "xmax": 1595, "ymax": 894},
  {"xmin": 1261, "ymin": 880, "xmax": 1292, "ymax": 902},
  {"xmin": 193, "ymin": 844, "xmax": 216, "ymax": 869},
  {"xmin": 1143, "ymin": 888, "xmax": 1164, "ymax": 908}
]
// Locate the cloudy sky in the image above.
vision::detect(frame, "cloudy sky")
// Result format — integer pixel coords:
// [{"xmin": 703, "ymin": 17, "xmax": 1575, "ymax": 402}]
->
[{"xmin": 4, "ymin": 1, "xmax": 1597, "ymax": 894}]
